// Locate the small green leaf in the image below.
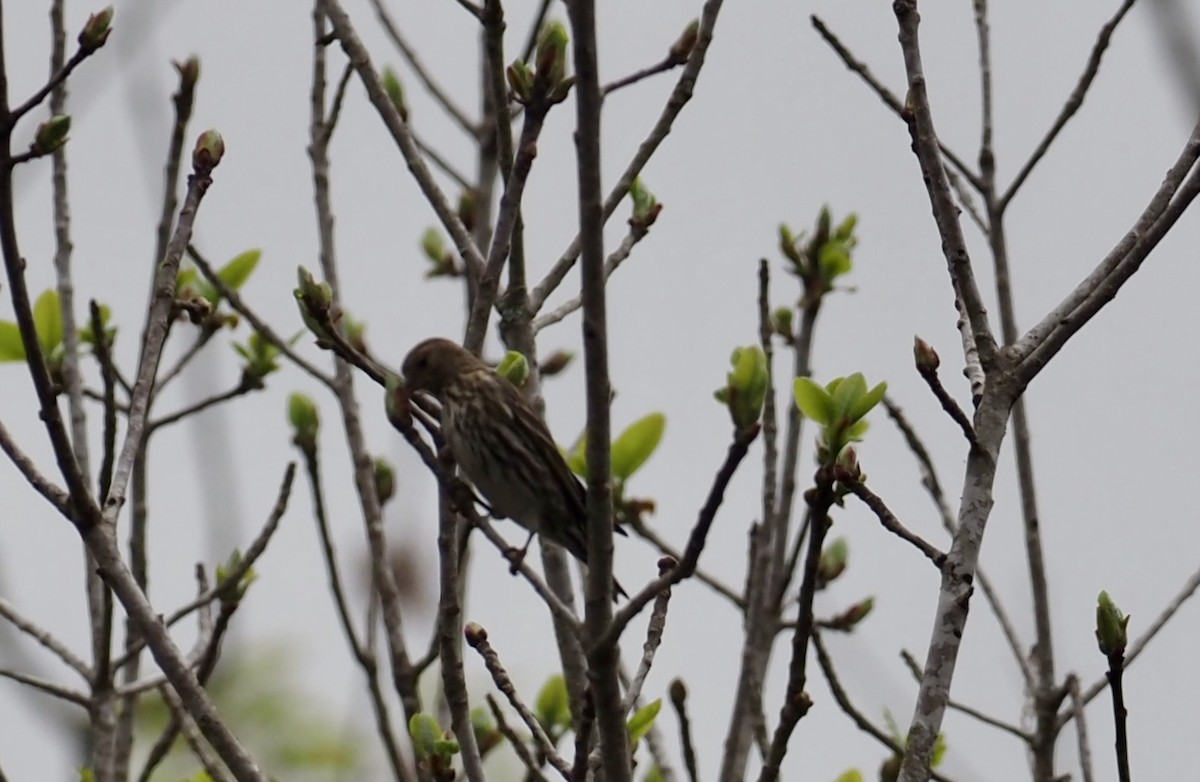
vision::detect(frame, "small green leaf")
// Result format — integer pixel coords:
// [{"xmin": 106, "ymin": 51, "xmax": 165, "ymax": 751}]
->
[
  {"xmin": 930, "ymin": 731, "xmax": 948, "ymax": 768},
  {"xmin": 845, "ymin": 419, "xmax": 870, "ymax": 442},
  {"xmin": 175, "ymin": 267, "xmax": 198, "ymax": 295},
  {"xmin": 382, "ymin": 66, "xmax": 408, "ymax": 119},
  {"xmin": 409, "ymin": 713, "xmax": 443, "ymax": 760},
  {"xmin": 217, "ymin": 249, "xmax": 261, "ymax": 294},
  {"xmin": 643, "ymin": 766, "xmax": 666, "ymax": 782},
  {"xmin": 80, "ymin": 304, "xmax": 114, "ymax": 347},
  {"xmin": 33, "ymin": 289, "xmax": 63, "ymax": 354},
  {"xmin": 1095, "ymin": 590, "xmax": 1129, "ymax": 657},
  {"xmin": 535, "ymin": 675, "xmax": 572, "ymax": 732},
  {"xmin": 793, "ymin": 377, "xmax": 833, "ymax": 425},
  {"xmin": 496, "ymin": 350, "xmax": 529, "ymax": 386},
  {"xmin": 611, "ymin": 413, "xmax": 666, "ymax": 481},
  {"xmin": 831, "ymin": 372, "xmax": 867, "ymax": 422},
  {"xmin": 0, "ymin": 321, "xmax": 25, "ymax": 361},
  {"xmin": 432, "ymin": 737, "xmax": 461, "ymax": 756},
  {"xmin": 848, "ymin": 380, "xmax": 888, "ymax": 422},
  {"xmin": 566, "ymin": 433, "xmax": 588, "ymax": 478},
  {"xmin": 625, "ymin": 698, "xmax": 661, "ymax": 744}
]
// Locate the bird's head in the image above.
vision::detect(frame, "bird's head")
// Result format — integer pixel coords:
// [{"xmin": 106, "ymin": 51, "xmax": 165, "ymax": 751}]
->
[{"xmin": 402, "ymin": 337, "xmax": 480, "ymax": 397}]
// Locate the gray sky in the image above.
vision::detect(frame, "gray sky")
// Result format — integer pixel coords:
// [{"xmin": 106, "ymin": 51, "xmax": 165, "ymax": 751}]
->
[{"xmin": 2, "ymin": 1, "xmax": 1198, "ymax": 781}]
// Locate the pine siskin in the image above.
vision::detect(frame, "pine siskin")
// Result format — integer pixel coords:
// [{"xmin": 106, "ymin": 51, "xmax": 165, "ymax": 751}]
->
[{"xmin": 402, "ymin": 337, "xmax": 626, "ymax": 597}]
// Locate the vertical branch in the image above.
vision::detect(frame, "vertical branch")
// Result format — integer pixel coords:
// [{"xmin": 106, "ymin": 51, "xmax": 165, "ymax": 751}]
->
[
  {"xmin": 308, "ymin": 0, "xmax": 423, "ymax": 725},
  {"xmin": 756, "ymin": 479, "xmax": 836, "ymax": 782},
  {"xmin": 972, "ymin": 2, "xmax": 1058, "ymax": 775},
  {"xmin": 893, "ymin": 0, "xmax": 997, "ymax": 369},
  {"xmin": 564, "ymin": 0, "xmax": 630, "ymax": 778},
  {"xmin": 436, "ymin": 483, "xmax": 486, "ymax": 782},
  {"xmin": 46, "ymin": 2, "xmax": 115, "ymax": 778},
  {"xmin": 0, "ymin": 7, "xmax": 95, "ymax": 527}
]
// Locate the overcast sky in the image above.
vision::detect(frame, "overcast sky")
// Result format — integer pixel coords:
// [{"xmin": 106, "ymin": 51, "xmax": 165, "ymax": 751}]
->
[{"xmin": 2, "ymin": 2, "xmax": 1199, "ymax": 781}]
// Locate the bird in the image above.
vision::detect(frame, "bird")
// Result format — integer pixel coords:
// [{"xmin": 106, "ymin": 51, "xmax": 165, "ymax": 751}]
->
[{"xmin": 402, "ymin": 337, "xmax": 627, "ymax": 598}]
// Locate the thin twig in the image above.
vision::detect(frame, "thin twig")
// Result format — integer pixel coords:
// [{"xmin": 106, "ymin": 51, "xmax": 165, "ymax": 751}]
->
[
  {"xmin": 529, "ymin": 0, "xmax": 727, "ymax": 313},
  {"xmin": 365, "ymin": 0, "xmax": 477, "ymax": 135},
  {"xmin": 621, "ymin": 560, "xmax": 674, "ymax": 712},
  {"xmin": 148, "ymin": 377, "xmax": 257, "ymax": 431},
  {"xmin": 8, "ymin": 39, "xmax": 99, "ymax": 125},
  {"xmin": 809, "ymin": 15, "xmax": 983, "ymax": 194},
  {"xmin": 846, "ymin": 482, "xmax": 946, "ymax": 568},
  {"xmin": 104, "ymin": 146, "xmax": 222, "ymax": 523},
  {"xmin": 597, "ymin": 425, "xmax": 759, "ymax": 650},
  {"xmin": 0, "ymin": 419, "xmax": 72, "ymax": 516},
  {"xmin": 465, "ymin": 624, "xmax": 573, "ymax": 781},
  {"xmin": 602, "ymin": 57, "xmax": 683, "ymax": 97},
  {"xmin": 187, "ymin": 244, "xmax": 336, "ymax": 390},
  {"xmin": 899, "ymin": 649, "xmax": 1032, "ymax": 743},
  {"xmin": 297, "ymin": 437, "xmax": 409, "ymax": 782},
  {"xmin": 90, "ymin": 301, "xmax": 118, "ymax": 503},
  {"xmin": 111, "ymin": 465, "xmax": 295, "ymax": 671},
  {"xmin": 485, "ymin": 694, "xmax": 550, "ymax": 782},
  {"xmin": 813, "ymin": 634, "xmax": 960, "ymax": 782},
  {"xmin": 1001, "ymin": 0, "xmax": 1138, "ymax": 209},
  {"xmin": 668, "ymin": 680, "xmax": 699, "ymax": 782},
  {"xmin": 1067, "ymin": 675, "xmax": 1095, "ymax": 782},
  {"xmin": 0, "ymin": 668, "xmax": 90, "ymax": 707},
  {"xmin": 0, "ymin": 597, "xmax": 90, "ymax": 677},
  {"xmin": 532, "ymin": 227, "xmax": 649, "ymax": 333},
  {"xmin": 625, "ymin": 516, "xmax": 744, "ymax": 610},
  {"xmin": 1013, "ymin": 120, "xmax": 1200, "ymax": 386},
  {"xmin": 882, "ymin": 398, "xmax": 1032, "ymax": 686},
  {"xmin": 756, "ymin": 476, "xmax": 837, "ymax": 782},
  {"xmin": 1105, "ymin": 651, "xmax": 1131, "ymax": 782},
  {"xmin": 322, "ymin": 0, "xmax": 486, "ymax": 278},
  {"xmin": 894, "ymin": 2, "xmax": 997, "ymax": 368}
]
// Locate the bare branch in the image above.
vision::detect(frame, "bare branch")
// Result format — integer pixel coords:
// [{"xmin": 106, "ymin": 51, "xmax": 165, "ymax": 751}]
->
[
  {"xmin": 530, "ymin": 0, "xmax": 727, "ymax": 312},
  {"xmin": 105, "ymin": 145, "xmax": 222, "ymax": 522},
  {"xmin": 847, "ymin": 482, "xmax": 946, "ymax": 568},
  {"xmin": 365, "ymin": 0, "xmax": 477, "ymax": 135},
  {"xmin": 485, "ymin": 694, "xmax": 550, "ymax": 782},
  {"xmin": 466, "ymin": 625, "xmax": 573, "ymax": 781},
  {"xmin": 1001, "ymin": 0, "xmax": 1138, "ymax": 209},
  {"xmin": 0, "ymin": 668, "xmax": 90, "ymax": 707},
  {"xmin": 809, "ymin": 15, "xmax": 982, "ymax": 193}
]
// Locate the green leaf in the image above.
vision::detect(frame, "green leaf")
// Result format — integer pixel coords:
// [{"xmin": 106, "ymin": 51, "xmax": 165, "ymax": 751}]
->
[
  {"xmin": 432, "ymin": 737, "xmax": 460, "ymax": 756},
  {"xmin": 845, "ymin": 419, "xmax": 870, "ymax": 442},
  {"xmin": 642, "ymin": 766, "xmax": 665, "ymax": 782},
  {"xmin": 834, "ymin": 213, "xmax": 858, "ymax": 242},
  {"xmin": 793, "ymin": 377, "xmax": 833, "ymax": 425},
  {"xmin": 882, "ymin": 709, "xmax": 901, "ymax": 743},
  {"xmin": 0, "ymin": 321, "xmax": 25, "ymax": 361},
  {"xmin": 611, "ymin": 413, "xmax": 665, "ymax": 481},
  {"xmin": 931, "ymin": 731, "xmax": 948, "ymax": 768},
  {"xmin": 536, "ymin": 675, "xmax": 572, "ymax": 732},
  {"xmin": 175, "ymin": 267, "xmax": 198, "ymax": 295},
  {"xmin": 831, "ymin": 372, "xmax": 866, "ymax": 422},
  {"xmin": 33, "ymin": 289, "xmax": 63, "ymax": 354},
  {"xmin": 566, "ymin": 433, "xmax": 588, "ymax": 478},
  {"xmin": 79, "ymin": 304, "xmax": 113, "ymax": 346},
  {"xmin": 409, "ymin": 713, "xmax": 442, "ymax": 760},
  {"xmin": 217, "ymin": 249, "xmax": 261, "ymax": 294},
  {"xmin": 834, "ymin": 771, "xmax": 864, "ymax": 782},
  {"xmin": 625, "ymin": 698, "xmax": 661, "ymax": 744},
  {"xmin": 848, "ymin": 380, "xmax": 888, "ymax": 422},
  {"xmin": 819, "ymin": 242, "xmax": 852, "ymax": 280},
  {"xmin": 496, "ymin": 350, "xmax": 529, "ymax": 386}
]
